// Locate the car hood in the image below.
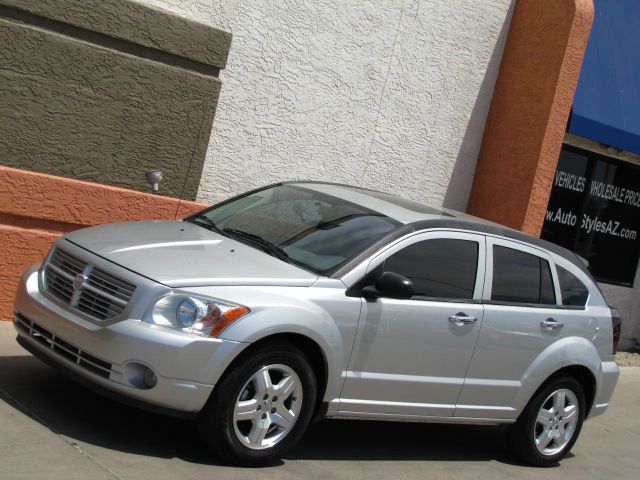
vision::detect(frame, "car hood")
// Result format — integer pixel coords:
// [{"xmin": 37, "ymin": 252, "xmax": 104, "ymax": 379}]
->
[{"xmin": 64, "ymin": 221, "xmax": 318, "ymax": 287}]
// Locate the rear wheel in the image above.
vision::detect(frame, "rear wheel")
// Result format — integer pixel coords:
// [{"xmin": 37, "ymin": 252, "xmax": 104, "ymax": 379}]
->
[
  {"xmin": 507, "ymin": 377, "xmax": 585, "ymax": 466},
  {"xmin": 198, "ymin": 343, "xmax": 317, "ymax": 466}
]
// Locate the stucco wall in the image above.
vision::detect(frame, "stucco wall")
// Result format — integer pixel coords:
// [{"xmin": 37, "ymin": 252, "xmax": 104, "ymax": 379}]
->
[
  {"xmin": 0, "ymin": 166, "xmax": 204, "ymax": 320},
  {"xmin": 138, "ymin": 0, "xmax": 513, "ymax": 209}
]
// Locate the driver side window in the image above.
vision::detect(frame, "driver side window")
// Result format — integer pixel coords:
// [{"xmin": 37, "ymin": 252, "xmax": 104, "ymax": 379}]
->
[{"xmin": 383, "ymin": 238, "xmax": 479, "ymax": 300}]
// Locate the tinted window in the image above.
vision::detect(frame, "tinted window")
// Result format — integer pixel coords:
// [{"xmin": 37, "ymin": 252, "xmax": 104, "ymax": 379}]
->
[
  {"xmin": 492, "ymin": 245, "xmax": 556, "ymax": 305},
  {"xmin": 384, "ymin": 239, "xmax": 478, "ymax": 300},
  {"xmin": 540, "ymin": 260, "xmax": 556, "ymax": 304},
  {"xmin": 557, "ymin": 266, "xmax": 589, "ymax": 306},
  {"xmin": 187, "ymin": 185, "xmax": 401, "ymax": 274}
]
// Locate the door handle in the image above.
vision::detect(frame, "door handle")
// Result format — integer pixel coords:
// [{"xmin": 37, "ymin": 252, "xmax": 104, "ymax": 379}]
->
[
  {"xmin": 449, "ymin": 313, "xmax": 478, "ymax": 325},
  {"xmin": 540, "ymin": 318, "xmax": 564, "ymax": 330}
]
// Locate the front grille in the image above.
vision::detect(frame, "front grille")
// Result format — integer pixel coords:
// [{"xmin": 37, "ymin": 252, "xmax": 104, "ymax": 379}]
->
[
  {"xmin": 87, "ymin": 267, "xmax": 136, "ymax": 302},
  {"xmin": 44, "ymin": 247, "xmax": 136, "ymax": 320},
  {"xmin": 15, "ymin": 313, "xmax": 113, "ymax": 379},
  {"xmin": 46, "ymin": 248, "xmax": 84, "ymax": 303}
]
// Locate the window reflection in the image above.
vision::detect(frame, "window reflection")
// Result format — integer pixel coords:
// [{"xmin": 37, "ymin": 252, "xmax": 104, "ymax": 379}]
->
[
  {"xmin": 384, "ymin": 239, "xmax": 478, "ymax": 300},
  {"xmin": 492, "ymin": 246, "xmax": 555, "ymax": 305}
]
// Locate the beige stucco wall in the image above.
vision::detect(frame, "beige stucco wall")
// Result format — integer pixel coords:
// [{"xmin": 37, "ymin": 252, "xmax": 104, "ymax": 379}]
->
[{"xmin": 138, "ymin": 0, "xmax": 514, "ymax": 210}]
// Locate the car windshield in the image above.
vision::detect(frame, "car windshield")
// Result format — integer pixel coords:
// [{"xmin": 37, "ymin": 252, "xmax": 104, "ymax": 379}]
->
[{"xmin": 187, "ymin": 185, "xmax": 402, "ymax": 274}]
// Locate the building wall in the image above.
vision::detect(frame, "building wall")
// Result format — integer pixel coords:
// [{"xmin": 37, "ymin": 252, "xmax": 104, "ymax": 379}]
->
[
  {"xmin": 4, "ymin": 0, "xmax": 620, "ymax": 347},
  {"xmin": 138, "ymin": 2, "xmax": 639, "ymax": 350},
  {"xmin": 0, "ymin": 166, "xmax": 204, "ymax": 320},
  {"xmin": 605, "ymin": 266, "xmax": 640, "ymax": 350},
  {"xmin": 0, "ymin": 0, "xmax": 231, "ymax": 199},
  {"xmin": 467, "ymin": 0, "xmax": 594, "ymax": 236},
  {"xmin": 138, "ymin": 0, "xmax": 514, "ymax": 210}
]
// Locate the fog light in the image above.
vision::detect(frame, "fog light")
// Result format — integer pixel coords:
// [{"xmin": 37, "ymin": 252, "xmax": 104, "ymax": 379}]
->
[
  {"xmin": 123, "ymin": 362, "xmax": 157, "ymax": 389},
  {"xmin": 144, "ymin": 367, "xmax": 157, "ymax": 388}
]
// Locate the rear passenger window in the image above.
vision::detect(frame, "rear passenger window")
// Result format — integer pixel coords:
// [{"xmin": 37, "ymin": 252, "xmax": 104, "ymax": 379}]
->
[
  {"xmin": 384, "ymin": 239, "xmax": 478, "ymax": 300},
  {"xmin": 491, "ymin": 245, "xmax": 556, "ymax": 305},
  {"xmin": 557, "ymin": 266, "xmax": 589, "ymax": 307}
]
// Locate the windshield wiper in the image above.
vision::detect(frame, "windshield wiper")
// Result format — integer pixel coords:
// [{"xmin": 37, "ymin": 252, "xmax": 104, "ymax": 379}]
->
[
  {"xmin": 190, "ymin": 214, "xmax": 222, "ymax": 233},
  {"xmin": 223, "ymin": 228, "xmax": 290, "ymax": 261}
]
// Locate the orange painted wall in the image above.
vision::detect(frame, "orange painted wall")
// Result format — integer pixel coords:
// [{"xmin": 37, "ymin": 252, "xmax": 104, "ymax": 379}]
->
[
  {"xmin": 467, "ymin": 0, "xmax": 593, "ymax": 236},
  {"xmin": 0, "ymin": 166, "xmax": 205, "ymax": 320}
]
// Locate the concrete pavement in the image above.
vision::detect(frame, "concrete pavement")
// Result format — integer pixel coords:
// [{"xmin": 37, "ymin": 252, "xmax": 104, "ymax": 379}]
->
[{"xmin": 1, "ymin": 321, "xmax": 639, "ymax": 480}]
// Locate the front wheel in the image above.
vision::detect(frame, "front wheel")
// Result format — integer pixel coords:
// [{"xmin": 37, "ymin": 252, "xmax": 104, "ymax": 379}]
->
[
  {"xmin": 198, "ymin": 343, "xmax": 317, "ymax": 466},
  {"xmin": 507, "ymin": 376, "xmax": 585, "ymax": 466}
]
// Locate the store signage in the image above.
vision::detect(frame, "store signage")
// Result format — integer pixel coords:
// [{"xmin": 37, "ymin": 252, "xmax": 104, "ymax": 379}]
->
[{"xmin": 541, "ymin": 144, "xmax": 640, "ymax": 286}]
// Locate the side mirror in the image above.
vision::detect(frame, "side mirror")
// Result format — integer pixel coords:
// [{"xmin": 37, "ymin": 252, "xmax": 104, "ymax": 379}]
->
[{"xmin": 362, "ymin": 271, "xmax": 415, "ymax": 300}]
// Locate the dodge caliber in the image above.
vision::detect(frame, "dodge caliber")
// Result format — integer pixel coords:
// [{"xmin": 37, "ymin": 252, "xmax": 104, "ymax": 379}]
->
[{"xmin": 13, "ymin": 182, "xmax": 621, "ymax": 466}]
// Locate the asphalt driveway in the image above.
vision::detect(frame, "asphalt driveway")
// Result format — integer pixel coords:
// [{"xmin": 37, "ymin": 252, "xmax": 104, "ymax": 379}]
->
[{"xmin": 1, "ymin": 322, "xmax": 638, "ymax": 480}]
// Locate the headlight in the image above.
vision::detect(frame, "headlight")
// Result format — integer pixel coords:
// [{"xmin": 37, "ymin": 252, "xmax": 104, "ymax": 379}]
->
[
  {"xmin": 177, "ymin": 298, "xmax": 205, "ymax": 328},
  {"xmin": 146, "ymin": 293, "xmax": 250, "ymax": 337}
]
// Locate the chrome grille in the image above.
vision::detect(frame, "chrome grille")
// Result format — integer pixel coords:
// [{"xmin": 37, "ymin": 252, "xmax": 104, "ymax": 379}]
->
[
  {"xmin": 15, "ymin": 312, "xmax": 113, "ymax": 379},
  {"xmin": 78, "ymin": 289, "xmax": 125, "ymax": 319},
  {"xmin": 46, "ymin": 248, "xmax": 85, "ymax": 303},
  {"xmin": 87, "ymin": 267, "xmax": 136, "ymax": 302},
  {"xmin": 44, "ymin": 247, "xmax": 136, "ymax": 320}
]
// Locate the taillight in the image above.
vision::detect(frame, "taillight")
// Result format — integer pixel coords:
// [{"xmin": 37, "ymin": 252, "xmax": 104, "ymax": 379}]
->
[{"xmin": 610, "ymin": 307, "xmax": 622, "ymax": 354}]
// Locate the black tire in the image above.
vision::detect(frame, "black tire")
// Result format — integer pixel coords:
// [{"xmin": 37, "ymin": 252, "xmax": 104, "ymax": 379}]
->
[
  {"xmin": 507, "ymin": 376, "xmax": 585, "ymax": 466},
  {"xmin": 198, "ymin": 342, "xmax": 317, "ymax": 466}
]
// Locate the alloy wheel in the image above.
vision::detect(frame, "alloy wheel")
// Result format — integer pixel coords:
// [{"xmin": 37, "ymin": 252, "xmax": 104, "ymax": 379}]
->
[
  {"xmin": 232, "ymin": 364, "xmax": 303, "ymax": 450},
  {"xmin": 534, "ymin": 388, "xmax": 579, "ymax": 456}
]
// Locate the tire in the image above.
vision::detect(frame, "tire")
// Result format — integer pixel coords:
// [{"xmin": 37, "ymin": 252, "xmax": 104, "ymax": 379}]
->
[
  {"xmin": 507, "ymin": 376, "xmax": 585, "ymax": 466},
  {"xmin": 198, "ymin": 342, "xmax": 317, "ymax": 466}
]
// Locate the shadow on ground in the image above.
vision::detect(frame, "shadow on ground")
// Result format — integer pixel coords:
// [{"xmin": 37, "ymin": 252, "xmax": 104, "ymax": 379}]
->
[{"xmin": 1, "ymin": 355, "xmax": 529, "ymax": 466}]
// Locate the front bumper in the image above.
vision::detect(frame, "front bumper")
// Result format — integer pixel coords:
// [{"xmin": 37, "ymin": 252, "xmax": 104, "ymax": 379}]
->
[{"xmin": 14, "ymin": 266, "xmax": 247, "ymax": 416}]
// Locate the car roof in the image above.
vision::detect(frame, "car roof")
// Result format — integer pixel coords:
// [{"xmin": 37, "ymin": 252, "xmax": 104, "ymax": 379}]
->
[{"xmin": 288, "ymin": 181, "xmax": 594, "ymax": 280}]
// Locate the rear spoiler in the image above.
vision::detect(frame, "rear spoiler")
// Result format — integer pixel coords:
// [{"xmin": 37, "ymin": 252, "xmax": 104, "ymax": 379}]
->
[{"xmin": 575, "ymin": 254, "xmax": 589, "ymax": 268}]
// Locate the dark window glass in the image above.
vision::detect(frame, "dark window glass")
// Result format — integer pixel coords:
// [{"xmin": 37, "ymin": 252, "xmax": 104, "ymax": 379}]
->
[
  {"xmin": 557, "ymin": 266, "xmax": 589, "ymax": 307},
  {"xmin": 384, "ymin": 239, "xmax": 478, "ymax": 300},
  {"xmin": 187, "ymin": 185, "xmax": 401, "ymax": 275},
  {"xmin": 492, "ymin": 246, "xmax": 556, "ymax": 305},
  {"xmin": 540, "ymin": 260, "xmax": 556, "ymax": 304}
]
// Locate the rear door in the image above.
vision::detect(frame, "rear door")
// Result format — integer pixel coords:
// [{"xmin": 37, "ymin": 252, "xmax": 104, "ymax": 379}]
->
[{"xmin": 455, "ymin": 237, "xmax": 589, "ymax": 419}]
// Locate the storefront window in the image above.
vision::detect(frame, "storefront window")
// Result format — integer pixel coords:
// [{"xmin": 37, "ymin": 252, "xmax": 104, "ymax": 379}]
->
[{"xmin": 541, "ymin": 144, "xmax": 640, "ymax": 286}]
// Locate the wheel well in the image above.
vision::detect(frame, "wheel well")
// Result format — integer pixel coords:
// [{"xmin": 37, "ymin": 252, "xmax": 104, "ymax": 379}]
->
[
  {"xmin": 544, "ymin": 365, "xmax": 597, "ymax": 415},
  {"xmin": 224, "ymin": 333, "xmax": 329, "ymax": 419}
]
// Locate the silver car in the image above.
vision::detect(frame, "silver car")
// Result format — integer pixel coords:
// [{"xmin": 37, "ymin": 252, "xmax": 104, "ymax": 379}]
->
[{"xmin": 13, "ymin": 182, "xmax": 620, "ymax": 466}]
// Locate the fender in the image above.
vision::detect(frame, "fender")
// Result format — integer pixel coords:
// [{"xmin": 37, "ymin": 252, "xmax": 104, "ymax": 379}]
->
[
  {"xmin": 184, "ymin": 284, "xmax": 360, "ymax": 402},
  {"xmin": 513, "ymin": 336, "xmax": 600, "ymax": 414},
  {"xmin": 223, "ymin": 308, "xmax": 344, "ymax": 401},
  {"xmin": 563, "ymin": 337, "xmax": 606, "ymax": 412}
]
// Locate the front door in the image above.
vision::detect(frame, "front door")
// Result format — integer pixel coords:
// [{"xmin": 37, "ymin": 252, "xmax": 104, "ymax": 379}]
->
[{"xmin": 339, "ymin": 231, "xmax": 486, "ymax": 418}]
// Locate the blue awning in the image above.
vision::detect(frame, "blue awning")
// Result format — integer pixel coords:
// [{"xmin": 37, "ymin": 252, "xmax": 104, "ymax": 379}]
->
[{"xmin": 568, "ymin": 0, "xmax": 640, "ymax": 154}]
